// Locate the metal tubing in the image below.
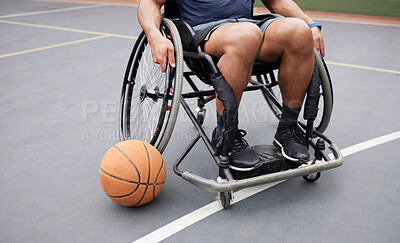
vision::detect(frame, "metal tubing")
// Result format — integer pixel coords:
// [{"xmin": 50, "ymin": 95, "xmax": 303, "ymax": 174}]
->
[
  {"xmin": 182, "ymin": 89, "xmax": 215, "ymax": 99},
  {"xmin": 174, "ymin": 72, "xmax": 343, "ymax": 194},
  {"xmin": 173, "ymin": 134, "xmax": 200, "ymax": 177},
  {"xmin": 184, "ymin": 75, "xmax": 199, "ymax": 91},
  {"xmin": 175, "ymin": 97, "xmax": 234, "ymax": 181},
  {"xmin": 182, "ymin": 85, "xmax": 265, "ymax": 99},
  {"xmin": 180, "ymin": 96, "xmax": 221, "ymax": 165},
  {"xmin": 203, "ymin": 95, "xmax": 216, "ymax": 104},
  {"xmin": 298, "ymin": 122, "xmax": 333, "ymax": 145},
  {"xmin": 180, "ymin": 143, "xmax": 343, "ymax": 193},
  {"xmin": 222, "ymin": 168, "xmax": 235, "ymax": 181}
]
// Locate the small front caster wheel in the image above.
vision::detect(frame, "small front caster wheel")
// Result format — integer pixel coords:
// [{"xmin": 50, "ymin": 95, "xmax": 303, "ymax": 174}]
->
[
  {"xmin": 218, "ymin": 191, "xmax": 232, "ymax": 209},
  {"xmin": 196, "ymin": 108, "xmax": 206, "ymax": 125},
  {"xmin": 303, "ymin": 172, "xmax": 321, "ymax": 182}
]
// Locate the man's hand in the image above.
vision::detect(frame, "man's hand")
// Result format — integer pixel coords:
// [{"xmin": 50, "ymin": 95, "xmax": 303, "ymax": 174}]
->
[
  {"xmin": 138, "ymin": 0, "xmax": 174, "ymax": 72},
  {"xmin": 311, "ymin": 27, "xmax": 325, "ymax": 57},
  {"xmin": 149, "ymin": 35, "xmax": 176, "ymax": 72},
  {"xmin": 263, "ymin": 0, "xmax": 326, "ymax": 56}
]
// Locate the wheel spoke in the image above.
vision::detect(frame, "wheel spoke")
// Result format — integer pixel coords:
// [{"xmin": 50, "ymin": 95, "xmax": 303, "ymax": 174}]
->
[
  {"xmin": 122, "ymin": 20, "xmax": 183, "ymax": 153},
  {"xmin": 143, "ymin": 102, "xmax": 155, "ymax": 142}
]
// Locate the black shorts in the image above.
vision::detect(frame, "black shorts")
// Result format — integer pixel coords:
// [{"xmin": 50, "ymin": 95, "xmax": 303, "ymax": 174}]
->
[{"xmin": 192, "ymin": 13, "xmax": 284, "ymax": 42}]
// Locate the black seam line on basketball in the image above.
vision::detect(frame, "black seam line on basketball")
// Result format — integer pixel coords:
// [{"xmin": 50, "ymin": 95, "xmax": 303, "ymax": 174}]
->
[
  {"xmin": 153, "ymin": 157, "xmax": 165, "ymax": 198},
  {"xmin": 100, "ymin": 167, "xmax": 138, "ymax": 197},
  {"xmin": 100, "ymin": 167, "xmax": 164, "ymax": 185},
  {"xmin": 106, "ymin": 181, "xmax": 166, "ymax": 199},
  {"xmin": 104, "ymin": 183, "xmax": 138, "ymax": 199},
  {"xmin": 107, "ymin": 192, "xmax": 135, "ymax": 199},
  {"xmin": 153, "ymin": 158, "xmax": 164, "ymax": 198},
  {"xmin": 112, "ymin": 145, "xmax": 141, "ymax": 183},
  {"xmin": 100, "ymin": 167, "xmax": 142, "ymax": 199},
  {"xmin": 102, "ymin": 146, "xmax": 140, "ymax": 195},
  {"xmin": 133, "ymin": 141, "xmax": 151, "ymax": 206},
  {"xmin": 134, "ymin": 141, "xmax": 151, "ymax": 206}
]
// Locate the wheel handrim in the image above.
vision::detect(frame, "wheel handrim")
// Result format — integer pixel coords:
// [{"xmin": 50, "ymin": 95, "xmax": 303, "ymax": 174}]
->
[{"xmin": 124, "ymin": 36, "xmax": 171, "ymax": 146}]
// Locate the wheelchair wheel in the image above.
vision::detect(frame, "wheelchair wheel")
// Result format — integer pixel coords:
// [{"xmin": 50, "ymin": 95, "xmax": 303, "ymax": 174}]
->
[
  {"xmin": 119, "ymin": 18, "xmax": 184, "ymax": 153},
  {"xmin": 303, "ymin": 172, "xmax": 321, "ymax": 182},
  {"xmin": 257, "ymin": 49, "xmax": 333, "ymax": 133},
  {"xmin": 218, "ymin": 191, "xmax": 232, "ymax": 209}
]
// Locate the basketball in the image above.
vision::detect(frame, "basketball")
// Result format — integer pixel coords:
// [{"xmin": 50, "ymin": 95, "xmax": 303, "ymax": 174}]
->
[{"xmin": 99, "ymin": 140, "xmax": 166, "ymax": 206}]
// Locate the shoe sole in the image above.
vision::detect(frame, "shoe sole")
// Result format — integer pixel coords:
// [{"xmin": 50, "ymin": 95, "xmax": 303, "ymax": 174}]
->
[
  {"xmin": 273, "ymin": 139, "xmax": 308, "ymax": 164},
  {"xmin": 230, "ymin": 162, "xmax": 262, "ymax": 172}
]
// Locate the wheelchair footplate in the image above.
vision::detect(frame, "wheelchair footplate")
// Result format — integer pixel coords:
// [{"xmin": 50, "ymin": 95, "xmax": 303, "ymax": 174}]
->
[
  {"xmin": 173, "ymin": 132, "xmax": 343, "ymax": 209},
  {"xmin": 171, "ymin": 98, "xmax": 343, "ymax": 209},
  {"xmin": 230, "ymin": 145, "xmax": 296, "ymax": 180}
]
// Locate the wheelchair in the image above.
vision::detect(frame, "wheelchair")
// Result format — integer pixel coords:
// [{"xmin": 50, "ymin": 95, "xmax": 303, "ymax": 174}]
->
[{"xmin": 119, "ymin": 3, "xmax": 343, "ymax": 209}]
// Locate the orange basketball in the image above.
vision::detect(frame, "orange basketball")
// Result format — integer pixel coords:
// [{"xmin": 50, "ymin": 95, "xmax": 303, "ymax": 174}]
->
[{"xmin": 99, "ymin": 140, "xmax": 166, "ymax": 206}]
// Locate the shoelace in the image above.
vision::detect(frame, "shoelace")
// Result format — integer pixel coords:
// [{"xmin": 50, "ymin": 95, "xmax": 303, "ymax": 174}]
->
[
  {"xmin": 232, "ymin": 129, "xmax": 250, "ymax": 153},
  {"xmin": 289, "ymin": 125, "xmax": 307, "ymax": 145}
]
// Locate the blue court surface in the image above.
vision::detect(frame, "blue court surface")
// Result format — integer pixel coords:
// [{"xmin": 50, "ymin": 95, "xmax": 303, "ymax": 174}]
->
[{"xmin": 1, "ymin": 1, "xmax": 399, "ymax": 242}]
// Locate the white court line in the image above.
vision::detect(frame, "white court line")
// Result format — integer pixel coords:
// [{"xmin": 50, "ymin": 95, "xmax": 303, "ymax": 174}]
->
[
  {"xmin": 340, "ymin": 131, "xmax": 400, "ymax": 157},
  {"xmin": 134, "ymin": 181, "xmax": 283, "ymax": 243},
  {"xmin": 133, "ymin": 130, "xmax": 400, "ymax": 243},
  {"xmin": 0, "ymin": 4, "xmax": 107, "ymax": 19}
]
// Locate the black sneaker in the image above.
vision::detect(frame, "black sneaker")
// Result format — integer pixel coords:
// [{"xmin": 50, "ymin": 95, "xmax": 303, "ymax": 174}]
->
[
  {"xmin": 212, "ymin": 128, "xmax": 261, "ymax": 171},
  {"xmin": 273, "ymin": 124, "xmax": 309, "ymax": 163}
]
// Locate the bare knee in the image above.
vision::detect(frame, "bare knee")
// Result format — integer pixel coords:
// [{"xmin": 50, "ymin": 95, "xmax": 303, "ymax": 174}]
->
[
  {"xmin": 282, "ymin": 18, "xmax": 313, "ymax": 54},
  {"xmin": 222, "ymin": 23, "xmax": 263, "ymax": 60},
  {"xmin": 259, "ymin": 18, "xmax": 313, "ymax": 62}
]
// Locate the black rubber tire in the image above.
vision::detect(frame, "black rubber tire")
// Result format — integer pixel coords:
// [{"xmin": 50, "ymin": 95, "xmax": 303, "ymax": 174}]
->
[
  {"xmin": 196, "ymin": 108, "xmax": 205, "ymax": 126},
  {"xmin": 257, "ymin": 49, "xmax": 333, "ymax": 133},
  {"xmin": 219, "ymin": 191, "xmax": 231, "ymax": 209},
  {"xmin": 197, "ymin": 113, "xmax": 204, "ymax": 125},
  {"xmin": 303, "ymin": 172, "xmax": 321, "ymax": 182},
  {"xmin": 119, "ymin": 18, "xmax": 184, "ymax": 153}
]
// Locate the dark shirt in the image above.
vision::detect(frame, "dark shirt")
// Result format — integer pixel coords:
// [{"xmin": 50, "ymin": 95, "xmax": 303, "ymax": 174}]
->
[{"xmin": 174, "ymin": 0, "xmax": 253, "ymax": 27}]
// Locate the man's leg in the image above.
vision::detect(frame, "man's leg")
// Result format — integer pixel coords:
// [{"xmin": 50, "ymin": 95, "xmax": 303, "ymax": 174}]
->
[
  {"xmin": 258, "ymin": 18, "xmax": 314, "ymax": 162},
  {"xmin": 204, "ymin": 22, "xmax": 263, "ymax": 111},
  {"xmin": 204, "ymin": 22, "xmax": 263, "ymax": 168}
]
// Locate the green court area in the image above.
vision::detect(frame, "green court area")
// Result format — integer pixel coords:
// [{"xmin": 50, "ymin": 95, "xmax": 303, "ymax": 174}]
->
[{"xmin": 255, "ymin": 0, "xmax": 400, "ymax": 17}]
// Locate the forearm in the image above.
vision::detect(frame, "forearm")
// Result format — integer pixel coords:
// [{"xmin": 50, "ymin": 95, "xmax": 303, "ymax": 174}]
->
[
  {"xmin": 263, "ymin": 0, "xmax": 314, "ymax": 25},
  {"xmin": 137, "ymin": 0, "xmax": 165, "ymax": 46},
  {"xmin": 137, "ymin": 0, "xmax": 175, "ymax": 71}
]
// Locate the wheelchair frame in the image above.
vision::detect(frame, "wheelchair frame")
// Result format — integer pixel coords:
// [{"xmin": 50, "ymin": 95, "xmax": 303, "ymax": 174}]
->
[{"xmin": 119, "ymin": 18, "xmax": 343, "ymax": 209}]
